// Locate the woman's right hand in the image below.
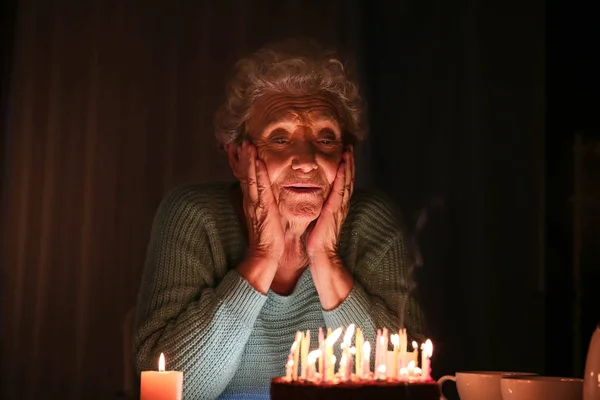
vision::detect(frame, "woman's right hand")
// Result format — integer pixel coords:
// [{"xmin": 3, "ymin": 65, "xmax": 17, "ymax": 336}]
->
[{"xmin": 235, "ymin": 141, "xmax": 285, "ymax": 292}]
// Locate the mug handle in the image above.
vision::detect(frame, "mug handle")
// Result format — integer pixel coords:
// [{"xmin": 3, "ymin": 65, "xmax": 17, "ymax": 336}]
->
[{"xmin": 437, "ymin": 375, "xmax": 457, "ymax": 400}]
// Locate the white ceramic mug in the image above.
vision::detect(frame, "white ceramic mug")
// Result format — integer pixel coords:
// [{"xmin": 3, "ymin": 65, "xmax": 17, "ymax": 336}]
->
[
  {"xmin": 501, "ymin": 375, "xmax": 583, "ymax": 400},
  {"xmin": 438, "ymin": 371, "xmax": 536, "ymax": 400},
  {"xmin": 583, "ymin": 324, "xmax": 600, "ymax": 400}
]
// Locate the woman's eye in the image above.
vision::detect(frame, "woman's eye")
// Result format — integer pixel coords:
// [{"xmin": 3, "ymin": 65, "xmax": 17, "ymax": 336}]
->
[
  {"xmin": 272, "ymin": 137, "xmax": 288, "ymax": 145},
  {"xmin": 319, "ymin": 139, "xmax": 332, "ymax": 145}
]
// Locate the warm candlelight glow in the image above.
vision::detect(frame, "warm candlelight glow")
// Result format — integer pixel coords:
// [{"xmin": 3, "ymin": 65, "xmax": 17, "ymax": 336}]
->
[
  {"xmin": 141, "ymin": 353, "xmax": 183, "ymax": 400},
  {"xmin": 308, "ymin": 350, "xmax": 321, "ymax": 364},
  {"xmin": 391, "ymin": 334, "xmax": 399, "ymax": 378},
  {"xmin": 362, "ymin": 340, "xmax": 371, "ymax": 378},
  {"xmin": 326, "ymin": 327, "xmax": 343, "ymax": 346},
  {"xmin": 423, "ymin": 339, "xmax": 433, "ymax": 357},
  {"xmin": 342, "ymin": 324, "xmax": 355, "ymax": 347},
  {"xmin": 158, "ymin": 353, "xmax": 165, "ymax": 372},
  {"xmin": 279, "ymin": 326, "xmax": 435, "ymax": 385}
]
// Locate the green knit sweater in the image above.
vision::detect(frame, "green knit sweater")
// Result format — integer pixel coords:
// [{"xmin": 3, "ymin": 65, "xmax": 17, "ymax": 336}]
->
[{"xmin": 133, "ymin": 182, "xmax": 425, "ymax": 400}]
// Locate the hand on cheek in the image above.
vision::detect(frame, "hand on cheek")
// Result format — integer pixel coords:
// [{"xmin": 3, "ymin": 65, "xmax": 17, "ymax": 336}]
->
[
  {"xmin": 305, "ymin": 146, "xmax": 354, "ymax": 258},
  {"xmin": 237, "ymin": 141, "xmax": 285, "ymax": 262}
]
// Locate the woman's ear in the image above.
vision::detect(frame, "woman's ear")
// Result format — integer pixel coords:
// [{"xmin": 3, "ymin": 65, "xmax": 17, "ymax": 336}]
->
[{"xmin": 225, "ymin": 142, "xmax": 242, "ymax": 179}]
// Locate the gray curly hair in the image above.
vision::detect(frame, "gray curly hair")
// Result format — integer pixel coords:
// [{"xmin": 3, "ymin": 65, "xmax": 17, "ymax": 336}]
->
[{"xmin": 214, "ymin": 39, "xmax": 366, "ymax": 147}]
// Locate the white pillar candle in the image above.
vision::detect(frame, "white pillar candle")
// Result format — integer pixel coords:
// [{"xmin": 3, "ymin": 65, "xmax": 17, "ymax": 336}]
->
[
  {"xmin": 377, "ymin": 334, "xmax": 386, "ymax": 378},
  {"xmin": 355, "ymin": 328, "xmax": 363, "ymax": 377},
  {"xmin": 421, "ymin": 339, "xmax": 433, "ymax": 381},
  {"xmin": 307, "ymin": 350, "xmax": 321, "ymax": 381},
  {"xmin": 292, "ymin": 331, "xmax": 301, "ymax": 381},
  {"xmin": 399, "ymin": 329, "xmax": 407, "ymax": 369},
  {"xmin": 391, "ymin": 334, "xmax": 399, "ymax": 378},
  {"xmin": 140, "ymin": 353, "xmax": 183, "ymax": 400},
  {"xmin": 363, "ymin": 341, "xmax": 371, "ymax": 378}
]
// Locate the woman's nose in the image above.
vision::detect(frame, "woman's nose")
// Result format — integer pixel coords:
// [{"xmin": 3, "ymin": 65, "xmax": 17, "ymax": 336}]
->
[{"xmin": 291, "ymin": 142, "xmax": 318, "ymax": 173}]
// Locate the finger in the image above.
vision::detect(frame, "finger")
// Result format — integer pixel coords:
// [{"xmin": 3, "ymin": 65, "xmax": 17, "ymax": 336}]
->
[
  {"xmin": 246, "ymin": 142, "xmax": 259, "ymax": 204},
  {"xmin": 254, "ymin": 157, "xmax": 275, "ymax": 208},
  {"xmin": 237, "ymin": 143, "xmax": 249, "ymax": 195},
  {"xmin": 344, "ymin": 151, "xmax": 352, "ymax": 205},
  {"xmin": 325, "ymin": 161, "xmax": 346, "ymax": 212}
]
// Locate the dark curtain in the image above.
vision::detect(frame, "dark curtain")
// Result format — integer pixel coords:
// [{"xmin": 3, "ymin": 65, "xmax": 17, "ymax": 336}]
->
[
  {"xmin": 362, "ymin": 0, "xmax": 545, "ymax": 379},
  {"xmin": 1, "ymin": 1, "xmax": 546, "ymax": 399}
]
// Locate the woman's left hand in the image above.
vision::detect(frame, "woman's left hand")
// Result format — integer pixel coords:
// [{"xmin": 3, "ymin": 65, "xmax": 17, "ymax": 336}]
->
[{"xmin": 306, "ymin": 146, "xmax": 355, "ymax": 259}]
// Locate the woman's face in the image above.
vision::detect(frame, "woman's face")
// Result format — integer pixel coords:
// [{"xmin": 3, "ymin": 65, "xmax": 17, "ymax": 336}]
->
[{"xmin": 245, "ymin": 93, "xmax": 345, "ymax": 223}]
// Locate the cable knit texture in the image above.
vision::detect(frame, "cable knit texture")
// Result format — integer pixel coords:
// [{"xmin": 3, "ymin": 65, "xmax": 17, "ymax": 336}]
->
[{"xmin": 133, "ymin": 182, "xmax": 425, "ymax": 399}]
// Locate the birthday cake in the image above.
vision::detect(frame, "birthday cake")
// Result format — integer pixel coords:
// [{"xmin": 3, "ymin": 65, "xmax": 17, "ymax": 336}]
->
[
  {"xmin": 271, "ymin": 377, "xmax": 440, "ymax": 400},
  {"xmin": 270, "ymin": 326, "xmax": 440, "ymax": 400}
]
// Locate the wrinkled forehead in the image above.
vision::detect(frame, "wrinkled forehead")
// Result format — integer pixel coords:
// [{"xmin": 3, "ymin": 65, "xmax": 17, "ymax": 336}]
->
[{"xmin": 245, "ymin": 92, "xmax": 343, "ymax": 136}]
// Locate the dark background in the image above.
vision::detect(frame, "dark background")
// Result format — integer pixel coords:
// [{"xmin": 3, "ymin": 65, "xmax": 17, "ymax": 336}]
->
[{"xmin": 1, "ymin": 0, "xmax": 597, "ymax": 399}]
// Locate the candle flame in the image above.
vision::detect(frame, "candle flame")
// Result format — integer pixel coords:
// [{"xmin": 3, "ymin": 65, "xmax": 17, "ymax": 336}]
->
[
  {"xmin": 158, "ymin": 353, "xmax": 165, "ymax": 372},
  {"xmin": 414, "ymin": 367, "xmax": 422, "ymax": 375},
  {"xmin": 340, "ymin": 353, "xmax": 347, "ymax": 366},
  {"xmin": 377, "ymin": 364, "xmax": 386, "ymax": 374},
  {"xmin": 350, "ymin": 346, "xmax": 356, "ymax": 355},
  {"xmin": 407, "ymin": 360, "xmax": 415, "ymax": 369},
  {"xmin": 308, "ymin": 349, "xmax": 322, "ymax": 364},
  {"xmin": 424, "ymin": 339, "xmax": 433, "ymax": 358},
  {"xmin": 342, "ymin": 324, "xmax": 355, "ymax": 347},
  {"xmin": 412, "ymin": 341, "xmax": 418, "ymax": 350},
  {"xmin": 363, "ymin": 341, "xmax": 371, "ymax": 358},
  {"xmin": 379, "ymin": 335, "xmax": 385, "ymax": 345},
  {"xmin": 290, "ymin": 341, "xmax": 298, "ymax": 352},
  {"xmin": 325, "ymin": 327, "xmax": 343, "ymax": 346},
  {"xmin": 391, "ymin": 333, "xmax": 399, "ymax": 347},
  {"xmin": 400, "ymin": 367, "xmax": 408, "ymax": 376}
]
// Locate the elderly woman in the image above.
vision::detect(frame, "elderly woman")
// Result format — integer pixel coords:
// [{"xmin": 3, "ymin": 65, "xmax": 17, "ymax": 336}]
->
[{"xmin": 133, "ymin": 40, "xmax": 425, "ymax": 399}]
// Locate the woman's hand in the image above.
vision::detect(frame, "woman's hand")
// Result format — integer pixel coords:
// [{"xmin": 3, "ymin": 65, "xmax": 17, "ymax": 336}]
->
[
  {"xmin": 235, "ymin": 141, "xmax": 285, "ymax": 293},
  {"xmin": 305, "ymin": 146, "xmax": 354, "ymax": 258},
  {"xmin": 305, "ymin": 146, "xmax": 355, "ymax": 310}
]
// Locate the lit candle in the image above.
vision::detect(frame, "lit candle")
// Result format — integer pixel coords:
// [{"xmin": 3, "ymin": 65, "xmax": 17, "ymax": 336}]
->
[
  {"xmin": 377, "ymin": 334, "xmax": 386, "ymax": 379},
  {"xmin": 140, "ymin": 353, "xmax": 183, "ymax": 400},
  {"xmin": 375, "ymin": 329, "xmax": 381, "ymax": 374},
  {"xmin": 421, "ymin": 339, "xmax": 433, "ymax": 381},
  {"xmin": 340, "ymin": 324, "xmax": 355, "ymax": 380},
  {"xmin": 391, "ymin": 334, "xmax": 399, "ymax": 378},
  {"xmin": 339, "ymin": 353, "xmax": 348, "ymax": 380},
  {"xmin": 330, "ymin": 354, "xmax": 336, "ymax": 379},
  {"xmin": 325, "ymin": 327, "xmax": 342, "ymax": 380},
  {"xmin": 376, "ymin": 364, "xmax": 387, "ymax": 380},
  {"xmin": 300, "ymin": 330, "xmax": 310, "ymax": 379},
  {"xmin": 307, "ymin": 350, "xmax": 321, "ymax": 381},
  {"xmin": 412, "ymin": 341, "xmax": 419, "ymax": 365},
  {"xmin": 362, "ymin": 341, "xmax": 371, "ymax": 378},
  {"xmin": 407, "ymin": 360, "xmax": 415, "ymax": 380},
  {"xmin": 355, "ymin": 328, "xmax": 363, "ymax": 377},
  {"xmin": 293, "ymin": 331, "xmax": 301, "ymax": 381},
  {"xmin": 399, "ymin": 329, "xmax": 407, "ymax": 369},
  {"xmin": 285, "ymin": 354, "xmax": 294, "ymax": 381},
  {"xmin": 288, "ymin": 341, "xmax": 298, "ymax": 381},
  {"xmin": 399, "ymin": 367, "xmax": 408, "ymax": 380},
  {"xmin": 318, "ymin": 328, "xmax": 325, "ymax": 379}
]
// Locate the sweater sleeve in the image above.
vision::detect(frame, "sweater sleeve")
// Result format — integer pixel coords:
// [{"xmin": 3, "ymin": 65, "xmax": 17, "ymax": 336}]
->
[
  {"xmin": 133, "ymin": 187, "xmax": 267, "ymax": 400},
  {"xmin": 322, "ymin": 200, "xmax": 426, "ymax": 347}
]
